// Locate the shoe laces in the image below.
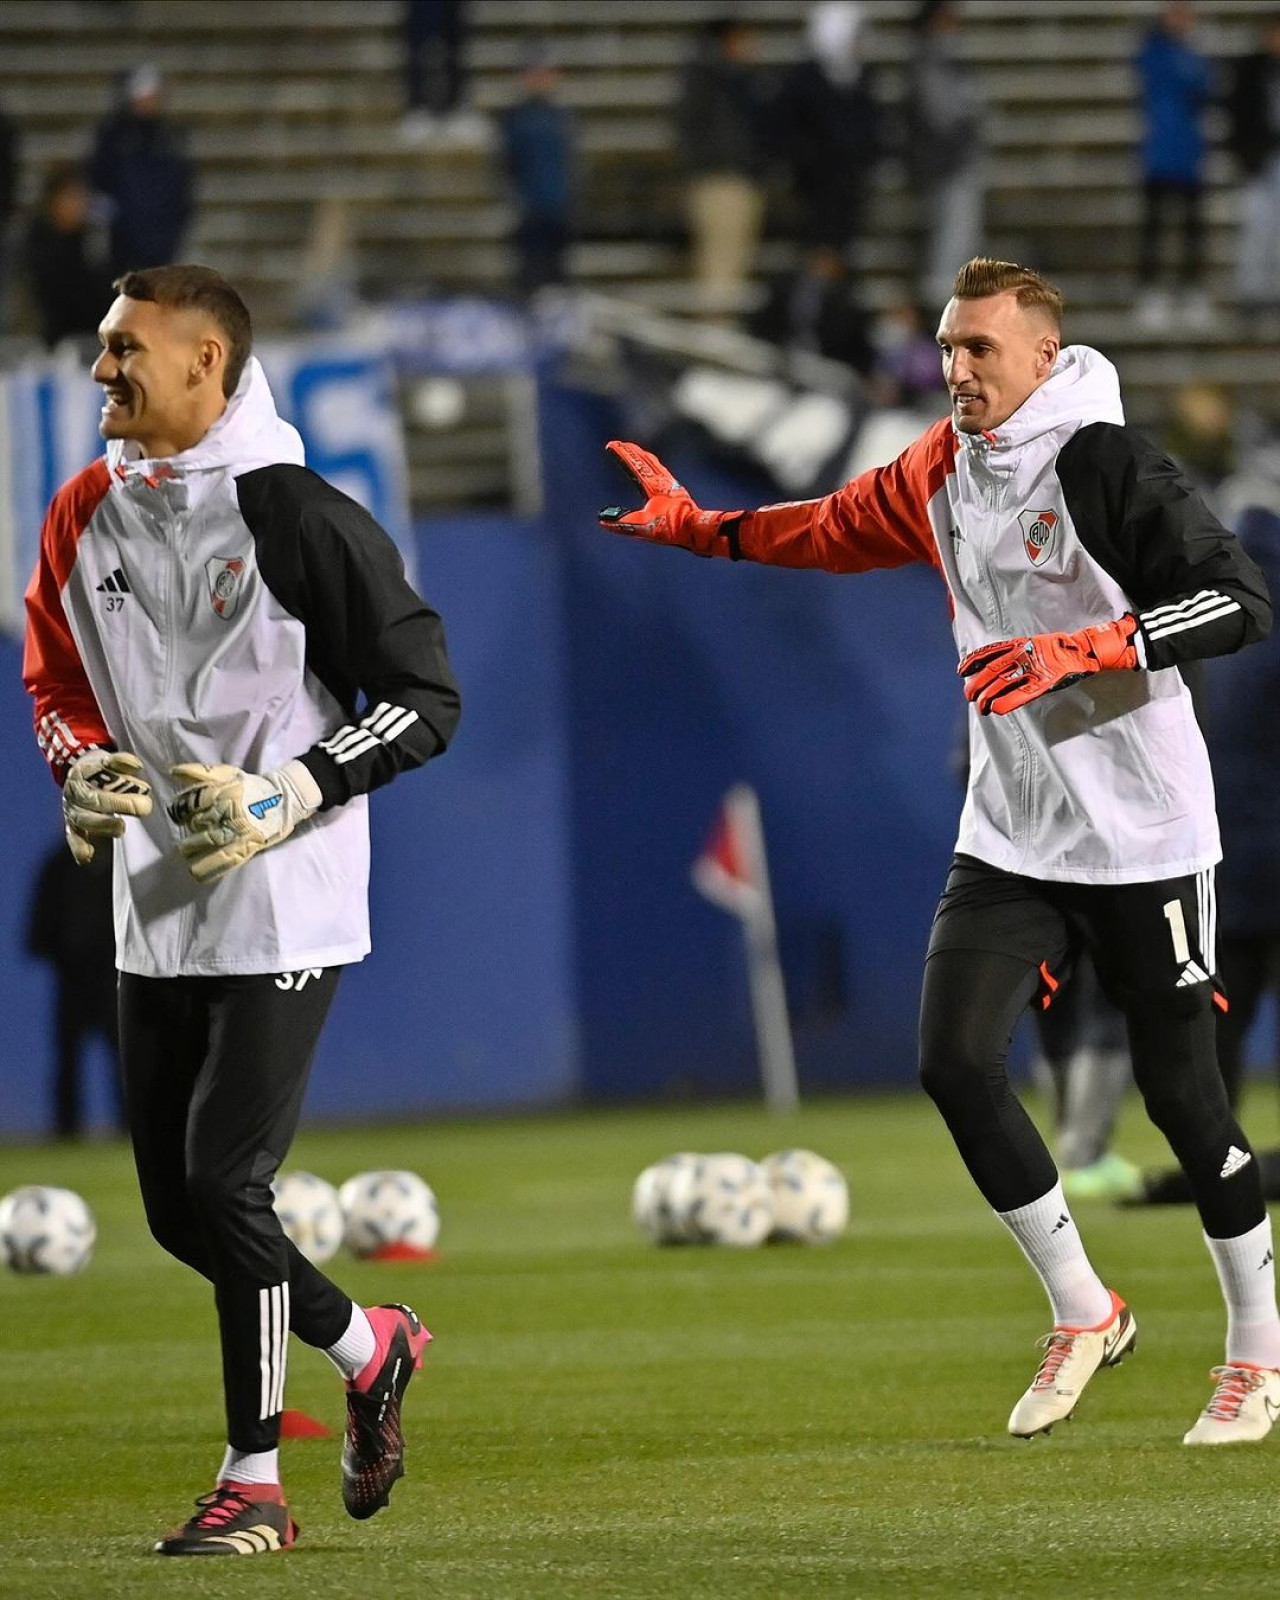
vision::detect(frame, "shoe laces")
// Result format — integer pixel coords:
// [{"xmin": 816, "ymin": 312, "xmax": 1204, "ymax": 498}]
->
[
  {"xmin": 189, "ymin": 1487, "xmax": 254, "ymax": 1529},
  {"xmin": 1031, "ymin": 1330, "xmax": 1078, "ymax": 1391},
  {"xmin": 1203, "ymin": 1364, "xmax": 1266, "ymax": 1421}
]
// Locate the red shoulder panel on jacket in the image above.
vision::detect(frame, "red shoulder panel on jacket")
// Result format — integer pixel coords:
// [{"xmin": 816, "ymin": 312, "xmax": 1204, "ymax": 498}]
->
[
  {"xmin": 43, "ymin": 459, "xmax": 112, "ymax": 588},
  {"xmin": 22, "ymin": 458, "xmax": 114, "ymax": 782}
]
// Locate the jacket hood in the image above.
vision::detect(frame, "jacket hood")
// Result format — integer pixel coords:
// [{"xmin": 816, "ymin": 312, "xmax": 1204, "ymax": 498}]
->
[
  {"xmin": 958, "ymin": 344, "xmax": 1125, "ymax": 458},
  {"xmin": 105, "ymin": 356, "xmax": 305, "ymax": 479}
]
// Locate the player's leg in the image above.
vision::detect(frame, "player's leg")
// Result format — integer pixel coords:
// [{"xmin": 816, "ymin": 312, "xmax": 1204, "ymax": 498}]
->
[
  {"xmin": 183, "ymin": 970, "xmax": 346, "ymax": 1472},
  {"xmin": 119, "ymin": 971, "xmax": 351, "ymax": 1306},
  {"xmin": 118, "ymin": 972, "xmax": 216, "ymax": 1277},
  {"xmin": 920, "ymin": 858, "xmax": 1135, "ymax": 1436},
  {"xmin": 154, "ymin": 969, "xmax": 341, "ymax": 1553},
  {"xmin": 171, "ymin": 968, "xmax": 428, "ymax": 1549},
  {"xmin": 1085, "ymin": 871, "xmax": 1280, "ymax": 1443}
]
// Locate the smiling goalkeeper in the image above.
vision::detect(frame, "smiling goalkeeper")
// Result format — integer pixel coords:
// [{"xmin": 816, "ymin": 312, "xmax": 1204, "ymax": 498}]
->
[
  {"xmin": 599, "ymin": 258, "xmax": 1278, "ymax": 1447},
  {"xmin": 23, "ymin": 265, "xmax": 461, "ymax": 1554}
]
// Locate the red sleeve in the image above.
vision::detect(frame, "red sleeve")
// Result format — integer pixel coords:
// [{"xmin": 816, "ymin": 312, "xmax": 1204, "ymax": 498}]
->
[
  {"xmin": 22, "ymin": 461, "xmax": 114, "ymax": 785},
  {"xmin": 734, "ymin": 418, "xmax": 956, "ymax": 573}
]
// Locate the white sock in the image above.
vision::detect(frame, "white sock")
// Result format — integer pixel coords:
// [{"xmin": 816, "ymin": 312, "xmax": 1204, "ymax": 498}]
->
[
  {"xmin": 1204, "ymin": 1218, "xmax": 1280, "ymax": 1368},
  {"xmin": 218, "ymin": 1446, "xmax": 279, "ymax": 1488},
  {"xmin": 324, "ymin": 1303, "xmax": 376, "ymax": 1380},
  {"xmin": 995, "ymin": 1180, "xmax": 1113, "ymax": 1327}
]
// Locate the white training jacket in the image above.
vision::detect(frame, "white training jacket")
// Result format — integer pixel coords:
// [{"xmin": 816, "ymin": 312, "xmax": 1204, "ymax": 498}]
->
[
  {"xmin": 715, "ymin": 347, "xmax": 1272, "ymax": 883},
  {"xmin": 23, "ymin": 358, "xmax": 461, "ymax": 976}
]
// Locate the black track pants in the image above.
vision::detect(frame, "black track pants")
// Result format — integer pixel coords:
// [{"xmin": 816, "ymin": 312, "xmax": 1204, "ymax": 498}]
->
[
  {"xmin": 119, "ymin": 968, "xmax": 353, "ymax": 1453},
  {"xmin": 919, "ymin": 855, "xmax": 1263, "ymax": 1238}
]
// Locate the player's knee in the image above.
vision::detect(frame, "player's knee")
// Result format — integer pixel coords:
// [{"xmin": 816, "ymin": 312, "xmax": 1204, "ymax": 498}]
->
[
  {"xmin": 184, "ymin": 1163, "xmax": 243, "ymax": 1227},
  {"xmin": 919, "ymin": 1032, "xmax": 986, "ymax": 1108},
  {"xmin": 143, "ymin": 1200, "xmax": 203, "ymax": 1268},
  {"xmin": 1136, "ymin": 1069, "xmax": 1217, "ymax": 1145},
  {"xmin": 185, "ymin": 1164, "xmax": 277, "ymax": 1241}
]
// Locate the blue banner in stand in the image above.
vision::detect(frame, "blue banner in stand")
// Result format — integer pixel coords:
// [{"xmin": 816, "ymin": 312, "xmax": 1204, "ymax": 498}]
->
[{"xmin": 0, "ymin": 340, "xmax": 413, "ymax": 637}]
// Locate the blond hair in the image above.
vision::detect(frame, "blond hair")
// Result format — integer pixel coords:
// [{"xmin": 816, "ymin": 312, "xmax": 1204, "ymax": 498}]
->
[{"xmin": 950, "ymin": 258, "xmax": 1064, "ymax": 332}]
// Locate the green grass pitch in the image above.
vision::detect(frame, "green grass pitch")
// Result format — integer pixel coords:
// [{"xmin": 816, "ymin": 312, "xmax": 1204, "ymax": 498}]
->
[{"xmin": 2, "ymin": 1086, "xmax": 1280, "ymax": 1599}]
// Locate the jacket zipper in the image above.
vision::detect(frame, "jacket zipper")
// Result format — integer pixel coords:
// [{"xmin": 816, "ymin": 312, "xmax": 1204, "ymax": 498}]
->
[
  {"xmin": 970, "ymin": 448, "xmax": 1036, "ymax": 864},
  {"xmin": 156, "ymin": 484, "xmax": 194, "ymax": 952}
]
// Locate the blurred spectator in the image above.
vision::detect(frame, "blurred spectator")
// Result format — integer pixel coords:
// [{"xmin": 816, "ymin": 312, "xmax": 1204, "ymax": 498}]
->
[
  {"xmin": 0, "ymin": 100, "xmax": 17, "ymax": 333},
  {"xmin": 292, "ymin": 195, "xmax": 360, "ymax": 330},
  {"xmin": 22, "ymin": 164, "xmax": 112, "ymax": 350},
  {"xmin": 675, "ymin": 16, "xmax": 768, "ymax": 320},
  {"xmin": 500, "ymin": 44, "xmax": 577, "ymax": 300},
  {"xmin": 401, "ymin": 0, "xmax": 486, "ymax": 146},
  {"xmin": 1163, "ymin": 381, "xmax": 1236, "ymax": 491},
  {"xmin": 90, "ymin": 64, "xmax": 195, "ymax": 275},
  {"xmin": 1226, "ymin": 15, "xmax": 1280, "ymax": 318},
  {"xmin": 1133, "ymin": 2, "xmax": 1212, "ymax": 330},
  {"xmin": 25, "ymin": 842, "xmax": 123, "ymax": 1140},
  {"xmin": 751, "ymin": 245, "xmax": 875, "ymax": 374},
  {"xmin": 772, "ymin": 1, "xmax": 883, "ymax": 255},
  {"xmin": 869, "ymin": 295, "xmax": 949, "ymax": 408},
  {"xmin": 905, "ymin": 0, "xmax": 986, "ymax": 311}
]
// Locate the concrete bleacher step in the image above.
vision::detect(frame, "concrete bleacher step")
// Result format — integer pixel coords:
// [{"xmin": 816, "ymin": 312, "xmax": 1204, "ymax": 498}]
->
[{"xmin": 2, "ymin": 0, "xmax": 1279, "ymax": 509}]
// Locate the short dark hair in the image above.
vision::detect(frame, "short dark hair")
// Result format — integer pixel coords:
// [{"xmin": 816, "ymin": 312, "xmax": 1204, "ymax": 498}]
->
[
  {"xmin": 950, "ymin": 257, "xmax": 1064, "ymax": 333},
  {"xmin": 111, "ymin": 264, "xmax": 252, "ymax": 398}
]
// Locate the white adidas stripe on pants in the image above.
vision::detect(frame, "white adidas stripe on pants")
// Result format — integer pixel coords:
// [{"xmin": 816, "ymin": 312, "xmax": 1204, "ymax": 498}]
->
[
  {"xmin": 258, "ymin": 1282, "xmax": 289, "ymax": 1420},
  {"xmin": 1196, "ymin": 867, "xmax": 1217, "ymax": 976}
]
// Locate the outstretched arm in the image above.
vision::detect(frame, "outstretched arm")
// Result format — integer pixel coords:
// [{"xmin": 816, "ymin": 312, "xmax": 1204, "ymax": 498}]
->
[{"xmin": 599, "ymin": 427, "xmax": 952, "ymax": 575}]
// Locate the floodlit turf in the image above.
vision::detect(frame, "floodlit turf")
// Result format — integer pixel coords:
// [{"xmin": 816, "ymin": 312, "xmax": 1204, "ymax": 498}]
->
[{"xmin": 2, "ymin": 1087, "xmax": 1280, "ymax": 1598}]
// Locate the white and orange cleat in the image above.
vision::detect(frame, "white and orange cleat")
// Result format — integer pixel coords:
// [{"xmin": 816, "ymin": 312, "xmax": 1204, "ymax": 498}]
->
[
  {"xmin": 1007, "ymin": 1290, "xmax": 1137, "ymax": 1438},
  {"xmin": 1183, "ymin": 1363, "xmax": 1280, "ymax": 1445}
]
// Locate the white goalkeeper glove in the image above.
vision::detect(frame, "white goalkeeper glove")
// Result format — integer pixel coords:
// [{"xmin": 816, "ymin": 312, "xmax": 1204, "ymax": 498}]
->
[
  {"xmin": 62, "ymin": 748, "xmax": 153, "ymax": 865},
  {"xmin": 167, "ymin": 758, "xmax": 322, "ymax": 885}
]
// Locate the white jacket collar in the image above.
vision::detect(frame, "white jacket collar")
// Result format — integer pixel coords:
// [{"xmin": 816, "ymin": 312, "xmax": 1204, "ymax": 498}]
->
[
  {"xmin": 956, "ymin": 345, "xmax": 1125, "ymax": 459},
  {"xmin": 106, "ymin": 357, "xmax": 305, "ymax": 482}
]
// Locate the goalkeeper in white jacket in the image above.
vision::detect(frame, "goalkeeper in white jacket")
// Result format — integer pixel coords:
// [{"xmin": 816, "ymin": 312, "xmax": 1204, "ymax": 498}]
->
[
  {"xmin": 24, "ymin": 265, "xmax": 461, "ymax": 1555},
  {"xmin": 597, "ymin": 257, "xmax": 1277, "ymax": 1448}
]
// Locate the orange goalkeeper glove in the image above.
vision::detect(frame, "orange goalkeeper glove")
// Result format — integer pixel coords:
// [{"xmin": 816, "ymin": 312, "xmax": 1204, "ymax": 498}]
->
[
  {"xmin": 959, "ymin": 615, "xmax": 1139, "ymax": 716},
  {"xmin": 598, "ymin": 440, "xmax": 743, "ymax": 557}
]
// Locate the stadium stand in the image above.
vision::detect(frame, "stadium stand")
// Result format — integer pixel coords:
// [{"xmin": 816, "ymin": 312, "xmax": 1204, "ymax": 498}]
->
[{"xmin": 1, "ymin": 0, "xmax": 1278, "ymax": 500}]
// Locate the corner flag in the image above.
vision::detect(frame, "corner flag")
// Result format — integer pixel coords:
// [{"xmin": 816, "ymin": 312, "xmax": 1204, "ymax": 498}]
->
[{"xmin": 693, "ymin": 785, "xmax": 799, "ymax": 1112}]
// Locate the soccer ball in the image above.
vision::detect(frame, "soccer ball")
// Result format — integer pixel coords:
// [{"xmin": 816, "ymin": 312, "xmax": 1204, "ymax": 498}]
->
[
  {"xmin": 632, "ymin": 1152, "xmax": 703, "ymax": 1244},
  {"xmin": 760, "ymin": 1149, "xmax": 850, "ymax": 1243},
  {"xmin": 0, "ymin": 1185, "xmax": 96, "ymax": 1275},
  {"xmin": 684, "ymin": 1153, "xmax": 774, "ymax": 1248},
  {"xmin": 338, "ymin": 1169, "xmax": 440, "ymax": 1258},
  {"xmin": 271, "ymin": 1171, "xmax": 345, "ymax": 1264}
]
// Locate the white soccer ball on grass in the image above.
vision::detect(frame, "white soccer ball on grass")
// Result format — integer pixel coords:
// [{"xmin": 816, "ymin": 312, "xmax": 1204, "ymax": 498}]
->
[
  {"xmin": 271, "ymin": 1170, "xmax": 345, "ymax": 1264},
  {"xmin": 632, "ymin": 1152, "xmax": 703, "ymax": 1244},
  {"xmin": 683, "ymin": 1153, "xmax": 774, "ymax": 1248},
  {"xmin": 0, "ymin": 1184, "xmax": 96, "ymax": 1275},
  {"xmin": 338, "ymin": 1169, "xmax": 440, "ymax": 1257},
  {"xmin": 760, "ymin": 1149, "xmax": 849, "ymax": 1243}
]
